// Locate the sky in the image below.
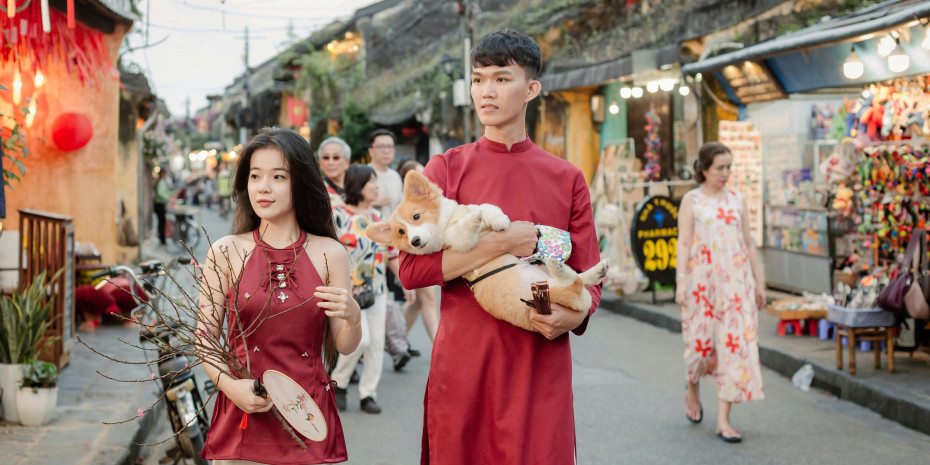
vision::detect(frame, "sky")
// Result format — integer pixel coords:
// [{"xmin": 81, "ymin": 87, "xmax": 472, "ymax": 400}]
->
[{"xmin": 122, "ymin": 0, "xmax": 379, "ymax": 117}]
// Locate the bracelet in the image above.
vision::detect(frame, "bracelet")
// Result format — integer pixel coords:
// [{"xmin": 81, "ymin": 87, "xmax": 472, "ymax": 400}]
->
[
  {"xmin": 677, "ymin": 273, "xmax": 687, "ymax": 278},
  {"xmin": 345, "ymin": 317, "xmax": 361, "ymax": 331}
]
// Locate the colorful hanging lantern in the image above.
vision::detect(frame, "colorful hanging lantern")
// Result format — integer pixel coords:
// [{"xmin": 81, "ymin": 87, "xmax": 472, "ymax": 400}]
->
[{"xmin": 51, "ymin": 112, "xmax": 93, "ymax": 151}]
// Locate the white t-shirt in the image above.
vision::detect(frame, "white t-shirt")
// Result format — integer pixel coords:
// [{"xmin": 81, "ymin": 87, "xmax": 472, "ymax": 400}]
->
[{"xmin": 370, "ymin": 165, "xmax": 404, "ymax": 220}]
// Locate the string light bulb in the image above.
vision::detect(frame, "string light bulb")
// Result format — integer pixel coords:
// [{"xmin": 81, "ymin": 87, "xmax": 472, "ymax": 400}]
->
[
  {"xmin": 679, "ymin": 85, "xmax": 690, "ymax": 96},
  {"xmin": 608, "ymin": 101, "xmax": 619, "ymax": 115},
  {"xmin": 658, "ymin": 79, "xmax": 676, "ymax": 92},
  {"xmin": 877, "ymin": 33, "xmax": 896, "ymax": 57},
  {"xmin": 34, "ymin": 69, "xmax": 44, "ymax": 88},
  {"xmin": 619, "ymin": 87, "xmax": 632, "ymax": 99},
  {"xmin": 887, "ymin": 39, "xmax": 909, "ymax": 73},
  {"xmin": 646, "ymin": 81, "xmax": 659, "ymax": 93},
  {"xmin": 631, "ymin": 87, "xmax": 643, "ymax": 98},
  {"xmin": 843, "ymin": 46, "xmax": 864, "ymax": 79},
  {"xmin": 12, "ymin": 69, "xmax": 22, "ymax": 104}
]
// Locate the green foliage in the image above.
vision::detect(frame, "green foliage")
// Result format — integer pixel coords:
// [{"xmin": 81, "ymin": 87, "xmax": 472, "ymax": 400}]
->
[
  {"xmin": 338, "ymin": 101, "xmax": 374, "ymax": 163},
  {"xmin": 1, "ymin": 84, "xmax": 30, "ymax": 190},
  {"xmin": 20, "ymin": 359, "xmax": 58, "ymax": 390},
  {"xmin": 292, "ymin": 49, "xmax": 362, "ymax": 120},
  {"xmin": 0, "ymin": 269, "xmax": 64, "ymax": 364}
]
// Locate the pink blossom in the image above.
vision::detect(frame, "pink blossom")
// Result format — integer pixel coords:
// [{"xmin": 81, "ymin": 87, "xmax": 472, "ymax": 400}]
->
[
  {"xmin": 189, "ymin": 259, "xmax": 197, "ymax": 265},
  {"xmin": 151, "ymin": 373, "xmax": 157, "ymax": 379},
  {"xmin": 195, "ymin": 265, "xmax": 202, "ymax": 270},
  {"xmin": 184, "ymin": 363, "xmax": 189, "ymax": 369},
  {"xmin": 137, "ymin": 408, "xmax": 144, "ymax": 417},
  {"xmin": 198, "ymin": 273, "xmax": 204, "ymax": 280}
]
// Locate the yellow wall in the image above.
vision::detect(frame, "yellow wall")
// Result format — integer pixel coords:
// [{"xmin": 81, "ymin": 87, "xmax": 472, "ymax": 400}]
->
[
  {"xmin": 5, "ymin": 23, "xmax": 130, "ymax": 265},
  {"xmin": 554, "ymin": 89, "xmax": 600, "ymax": 184}
]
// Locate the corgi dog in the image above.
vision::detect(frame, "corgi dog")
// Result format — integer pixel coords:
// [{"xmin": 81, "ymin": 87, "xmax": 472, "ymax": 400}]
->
[{"xmin": 366, "ymin": 171, "xmax": 608, "ymax": 332}]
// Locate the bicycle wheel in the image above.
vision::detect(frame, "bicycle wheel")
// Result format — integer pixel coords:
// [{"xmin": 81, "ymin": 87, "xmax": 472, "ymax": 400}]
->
[{"xmin": 184, "ymin": 222, "xmax": 202, "ymax": 251}]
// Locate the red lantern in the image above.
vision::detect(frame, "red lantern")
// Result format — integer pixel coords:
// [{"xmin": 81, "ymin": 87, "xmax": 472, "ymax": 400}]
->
[
  {"xmin": 0, "ymin": 68, "xmax": 35, "ymax": 105},
  {"xmin": 51, "ymin": 112, "xmax": 93, "ymax": 151},
  {"xmin": 401, "ymin": 126, "xmax": 418, "ymax": 138}
]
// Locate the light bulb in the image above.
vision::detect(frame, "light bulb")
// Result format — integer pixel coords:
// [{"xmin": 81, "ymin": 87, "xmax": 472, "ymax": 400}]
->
[
  {"xmin": 659, "ymin": 79, "xmax": 676, "ymax": 92},
  {"xmin": 34, "ymin": 70, "xmax": 44, "ymax": 88},
  {"xmin": 608, "ymin": 102, "xmax": 619, "ymax": 115},
  {"xmin": 631, "ymin": 87, "xmax": 643, "ymax": 98},
  {"xmin": 646, "ymin": 81, "xmax": 659, "ymax": 93},
  {"xmin": 679, "ymin": 85, "xmax": 690, "ymax": 96},
  {"xmin": 877, "ymin": 34, "xmax": 896, "ymax": 57},
  {"xmin": 619, "ymin": 87, "xmax": 632, "ymax": 99},
  {"xmin": 888, "ymin": 51, "xmax": 909, "ymax": 73},
  {"xmin": 12, "ymin": 69, "xmax": 22, "ymax": 104},
  {"xmin": 843, "ymin": 47, "xmax": 864, "ymax": 79}
]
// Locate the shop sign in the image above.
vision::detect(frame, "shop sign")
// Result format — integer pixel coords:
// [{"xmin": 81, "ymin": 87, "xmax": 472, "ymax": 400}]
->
[{"xmin": 630, "ymin": 196, "xmax": 679, "ymax": 284}]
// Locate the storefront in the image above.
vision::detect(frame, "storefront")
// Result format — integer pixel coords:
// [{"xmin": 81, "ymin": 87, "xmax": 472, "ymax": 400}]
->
[{"xmin": 682, "ymin": 1, "xmax": 930, "ymax": 297}]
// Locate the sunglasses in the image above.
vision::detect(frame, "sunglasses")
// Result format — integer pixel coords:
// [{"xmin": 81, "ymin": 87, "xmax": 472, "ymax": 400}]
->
[{"xmin": 320, "ymin": 156, "xmax": 344, "ymax": 161}]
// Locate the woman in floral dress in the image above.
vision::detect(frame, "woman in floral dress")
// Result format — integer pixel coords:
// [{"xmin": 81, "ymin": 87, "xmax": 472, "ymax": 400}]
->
[{"xmin": 675, "ymin": 142, "xmax": 765, "ymax": 443}]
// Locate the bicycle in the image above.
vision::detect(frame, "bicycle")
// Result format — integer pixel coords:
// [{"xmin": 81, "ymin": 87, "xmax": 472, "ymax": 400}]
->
[
  {"xmin": 167, "ymin": 205, "xmax": 202, "ymax": 252},
  {"xmin": 91, "ymin": 258, "xmax": 211, "ymax": 465}
]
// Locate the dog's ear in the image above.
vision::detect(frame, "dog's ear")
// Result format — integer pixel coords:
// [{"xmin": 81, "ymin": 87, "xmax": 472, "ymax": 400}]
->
[
  {"xmin": 404, "ymin": 171, "xmax": 437, "ymax": 200},
  {"xmin": 365, "ymin": 222, "xmax": 394, "ymax": 244}
]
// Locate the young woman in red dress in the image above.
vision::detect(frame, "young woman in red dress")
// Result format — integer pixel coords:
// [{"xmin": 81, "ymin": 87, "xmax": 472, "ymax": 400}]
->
[{"xmin": 197, "ymin": 127, "xmax": 361, "ymax": 464}]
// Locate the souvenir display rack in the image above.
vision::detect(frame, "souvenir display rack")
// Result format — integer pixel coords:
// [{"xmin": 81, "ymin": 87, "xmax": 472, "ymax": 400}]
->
[{"xmin": 719, "ymin": 121, "xmax": 763, "ymax": 246}]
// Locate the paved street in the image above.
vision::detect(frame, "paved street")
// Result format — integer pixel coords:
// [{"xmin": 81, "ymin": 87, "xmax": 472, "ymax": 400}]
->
[{"xmin": 131, "ymin": 206, "xmax": 930, "ymax": 465}]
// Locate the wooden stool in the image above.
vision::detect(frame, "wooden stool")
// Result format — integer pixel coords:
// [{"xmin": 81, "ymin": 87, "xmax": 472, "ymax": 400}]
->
[{"xmin": 835, "ymin": 324, "xmax": 894, "ymax": 375}]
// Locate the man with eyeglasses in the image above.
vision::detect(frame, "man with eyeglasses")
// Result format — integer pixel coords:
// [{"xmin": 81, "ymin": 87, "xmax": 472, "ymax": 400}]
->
[
  {"xmin": 318, "ymin": 136, "xmax": 352, "ymax": 207},
  {"xmin": 367, "ymin": 128, "xmax": 415, "ymax": 371}
]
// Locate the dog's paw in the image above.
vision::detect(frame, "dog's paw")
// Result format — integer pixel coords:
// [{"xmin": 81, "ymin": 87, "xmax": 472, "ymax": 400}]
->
[
  {"xmin": 544, "ymin": 258, "xmax": 573, "ymax": 281},
  {"xmin": 463, "ymin": 210, "xmax": 483, "ymax": 230},
  {"xmin": 580, "ymin": 259, "xmax": 609, "ymax": 286},
  {"xmin": 479, "ymin": 204, "xmax": 511, "ymax": 231}
]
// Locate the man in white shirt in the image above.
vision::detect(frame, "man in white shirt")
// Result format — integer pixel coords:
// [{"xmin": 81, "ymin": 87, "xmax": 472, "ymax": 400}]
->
[
  {"xmin": 368, "ymin": 129, "xmax": 404, "ymax": 220},
  {"xmin": 367, "ymin": 128, "xmax": 414, "ymax": 370}
]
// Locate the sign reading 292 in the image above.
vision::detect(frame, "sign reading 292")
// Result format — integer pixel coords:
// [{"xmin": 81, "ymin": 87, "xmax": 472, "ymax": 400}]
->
[{"xmin": 630, "ymin": 196, "xmax": 679, "ymax": 284}]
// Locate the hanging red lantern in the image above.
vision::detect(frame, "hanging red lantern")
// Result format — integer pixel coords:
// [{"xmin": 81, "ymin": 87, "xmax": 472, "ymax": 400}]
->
[
  {"xmin": 0, "ymin": 68, "xmax": 35, "ymax": 105},
  {"xmin": 401, "ymin": 126, "xmax": 418, "ymax": 138},
  {"xmin": 51, "ymin": 112, "xmax": 93, "ymax": 151}
]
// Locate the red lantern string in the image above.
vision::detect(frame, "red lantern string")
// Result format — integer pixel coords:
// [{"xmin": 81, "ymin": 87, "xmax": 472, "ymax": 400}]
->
[
  {"xmin": 0, "ymin": 3, "xmax": 115, "ymax": 86},
  {"xmin": 66, "ymin": 0, "xmax": 74, "ymax": 29}
]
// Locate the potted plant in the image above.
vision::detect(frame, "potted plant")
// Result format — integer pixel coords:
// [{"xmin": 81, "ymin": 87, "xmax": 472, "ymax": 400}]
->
[
  {"xmin": 15, "ymin": 359, "xmax": 58, "ymax": 426},
  {"xmin": 0, "ymin": 269, "xmax": 62, "ymax": 422}
]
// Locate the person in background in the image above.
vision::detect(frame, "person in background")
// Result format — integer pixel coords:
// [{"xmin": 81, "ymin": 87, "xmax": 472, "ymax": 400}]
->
[
  {"xmin": 367, "ymin": 128, "xmax": 413, "ymax": 369},
  {"xmin": 153, "ymin": 169, "xmax": 173, "ymax": 247},
  {"xmin": 396, "ymin": 160, "xmax": 438, "ymax": 343},
  {"xmin": 318, "ymin": 136, "xmax": 352, "ymax": 207},
  {"xmin": 675, "ymin": 141, "xmax": 765, "ymax": 444},
  {"xmin": 216, "ymin": 162, "xmax": 233, "ymax": 219},
  {"xmin": 331, "ymin": 164, "xmax": 409, "ymax": 413}
]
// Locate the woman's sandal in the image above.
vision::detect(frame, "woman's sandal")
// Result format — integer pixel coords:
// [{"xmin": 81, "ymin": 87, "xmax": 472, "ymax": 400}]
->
[
  {"xmin": 684, "ymin": 388, "xmax": 702, "ymax": 424},
  {"xmin": 716, "ymin": 428, "xmax": 742, "ymax": 443}
]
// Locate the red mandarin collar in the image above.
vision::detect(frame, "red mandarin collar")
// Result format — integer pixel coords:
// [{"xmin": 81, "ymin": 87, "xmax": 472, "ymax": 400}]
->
[{"xmin": 478, "ymin": 135, "xmax": 534, "ymax": 154}]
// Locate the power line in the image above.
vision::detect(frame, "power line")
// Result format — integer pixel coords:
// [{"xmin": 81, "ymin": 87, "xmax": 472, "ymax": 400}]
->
[
  {"xmin": 146, "ymin": 22, "xmax": 324, "ymax": 34},
  {"xmin": 160, "ymin": 0, "xmax": 346, "ymax": 22}
]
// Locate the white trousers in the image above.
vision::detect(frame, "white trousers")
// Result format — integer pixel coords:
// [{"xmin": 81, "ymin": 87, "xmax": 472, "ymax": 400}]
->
[{"xmin": 330, "ymin": 293, "xmax": 386, "ymax": 400}]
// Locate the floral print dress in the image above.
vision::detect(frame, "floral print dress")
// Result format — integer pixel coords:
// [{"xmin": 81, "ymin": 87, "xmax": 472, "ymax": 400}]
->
[
  {"xmin": 331, "ymin": 205, "xmax": 393, "ymax": 295},
  {"xmin": 681, "ymin": 189, "xmax": 764, "ymax": 403}
]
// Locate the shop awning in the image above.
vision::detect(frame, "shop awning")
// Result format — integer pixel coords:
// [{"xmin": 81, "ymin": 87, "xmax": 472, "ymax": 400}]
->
[
  {"xmin": 537, "ymin": 43, "xmax": 680, "ymax": 92},
  {"xmin": 682, "ymin": 0, "xmax": 930, "ymax": 99}
]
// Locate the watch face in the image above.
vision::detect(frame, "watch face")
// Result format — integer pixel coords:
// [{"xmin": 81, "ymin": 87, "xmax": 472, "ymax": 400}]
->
[{"xmin": 263, "ymin": 370, "xmax": 327, "ymax": 442}]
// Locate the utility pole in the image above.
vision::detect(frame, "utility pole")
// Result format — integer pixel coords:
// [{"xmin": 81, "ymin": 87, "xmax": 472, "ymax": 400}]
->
[
  {"xmin": 240, "ymin": 26, "xmax": 250, "ymax": 145},
  {"xmin": 468, "ymin": 0, "xmax": 481, "ymax": 142},
  {"xmin": 185, "ymin": 96, "xmax": 192, "ymax": 157},
  {"xmin": 459, "ymin": 0, "xmax": 471, "ymax": 143}
]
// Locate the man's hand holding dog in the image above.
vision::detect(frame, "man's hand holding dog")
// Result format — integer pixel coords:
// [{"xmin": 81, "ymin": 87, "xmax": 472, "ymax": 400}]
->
[
  {"xmin": 528, "ymin": 302, "xmax": 586, "ymax": 340},
  {"xmin": 495, "ymin": 220, "xmax": 538, "ymax": 257}
]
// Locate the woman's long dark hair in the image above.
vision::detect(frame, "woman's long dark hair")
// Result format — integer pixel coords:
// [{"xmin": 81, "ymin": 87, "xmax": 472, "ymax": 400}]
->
[
  {"xmin": 343, "ymin": 165, "xmax": 376, "ymax": 206},
  {"xmin": 231, "ymin": 127, "xmax": 340, "ymax": 370}
]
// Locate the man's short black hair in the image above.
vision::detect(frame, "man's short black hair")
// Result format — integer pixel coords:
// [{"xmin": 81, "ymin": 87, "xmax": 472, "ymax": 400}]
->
[
  {"xmin": 471, "ymin": 30, "xmax": 542, "ymax": 80},
  {"xmin": 367, "ymin": 128, "xmax": 396, "ymax": 147}
]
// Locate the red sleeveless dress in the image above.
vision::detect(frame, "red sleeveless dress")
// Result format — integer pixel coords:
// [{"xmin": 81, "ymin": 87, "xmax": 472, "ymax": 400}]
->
[{"xmin": 201, "ymin": 230, "xmax": 348, "ymax": 464}]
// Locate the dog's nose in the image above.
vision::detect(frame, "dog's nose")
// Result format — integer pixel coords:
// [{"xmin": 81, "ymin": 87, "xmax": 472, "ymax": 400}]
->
[{"xmin": 411, "ymin": 237, "xmax": 421, "ymax": 247}]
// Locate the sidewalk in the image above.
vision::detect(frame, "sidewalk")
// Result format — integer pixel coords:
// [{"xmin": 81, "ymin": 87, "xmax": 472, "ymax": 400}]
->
[
  {"xmin": 600, "ymin": 291, "xmax": 930, "ymax": 437},
  {"xmin": 0, "ymin": 326, "xmax": 163, "ymax": 465},
  {"xmin": 0, "ymin": 205, "xmax": 226, "ymax": 465}
]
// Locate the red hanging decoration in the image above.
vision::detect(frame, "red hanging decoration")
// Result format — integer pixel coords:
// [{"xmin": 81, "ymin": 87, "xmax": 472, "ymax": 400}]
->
[
  {"xmin": 51, "ymin": 112, "xmax": 93, "ymax": 151},
  {"xmin": 66, "ymin": 0, "xmax": 74, "ymax": 29}
]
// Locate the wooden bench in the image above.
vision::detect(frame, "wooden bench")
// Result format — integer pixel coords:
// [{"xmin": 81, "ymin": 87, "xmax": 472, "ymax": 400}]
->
[{"xmin": 835, "ymin": 324, "xmax": 894, "ymax": 375}]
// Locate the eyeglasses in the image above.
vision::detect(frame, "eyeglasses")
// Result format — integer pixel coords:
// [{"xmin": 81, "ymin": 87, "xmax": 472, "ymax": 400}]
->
[
  {"xmin": 371, "ymin": 144, "xmax": 394, "ymax": 151},
  {"xmin": 320, "ymin": 156, "xmax": 343, "ymax": 161}
]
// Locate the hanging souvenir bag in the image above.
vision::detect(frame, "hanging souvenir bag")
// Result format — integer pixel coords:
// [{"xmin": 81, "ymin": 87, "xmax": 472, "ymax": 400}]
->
[
  {"xmin": 878, "ymin": 229, "xmax": 929, "ymax": 317},
  {"xmin": 903, "ymin": 229, "xmax": 929, "ymax": 320}
]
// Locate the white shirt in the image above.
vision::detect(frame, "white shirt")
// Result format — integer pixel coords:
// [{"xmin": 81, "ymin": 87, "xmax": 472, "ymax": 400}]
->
[{"xmin": 370, "ymin": 165, "xmax": 404, "ymax": 220}]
